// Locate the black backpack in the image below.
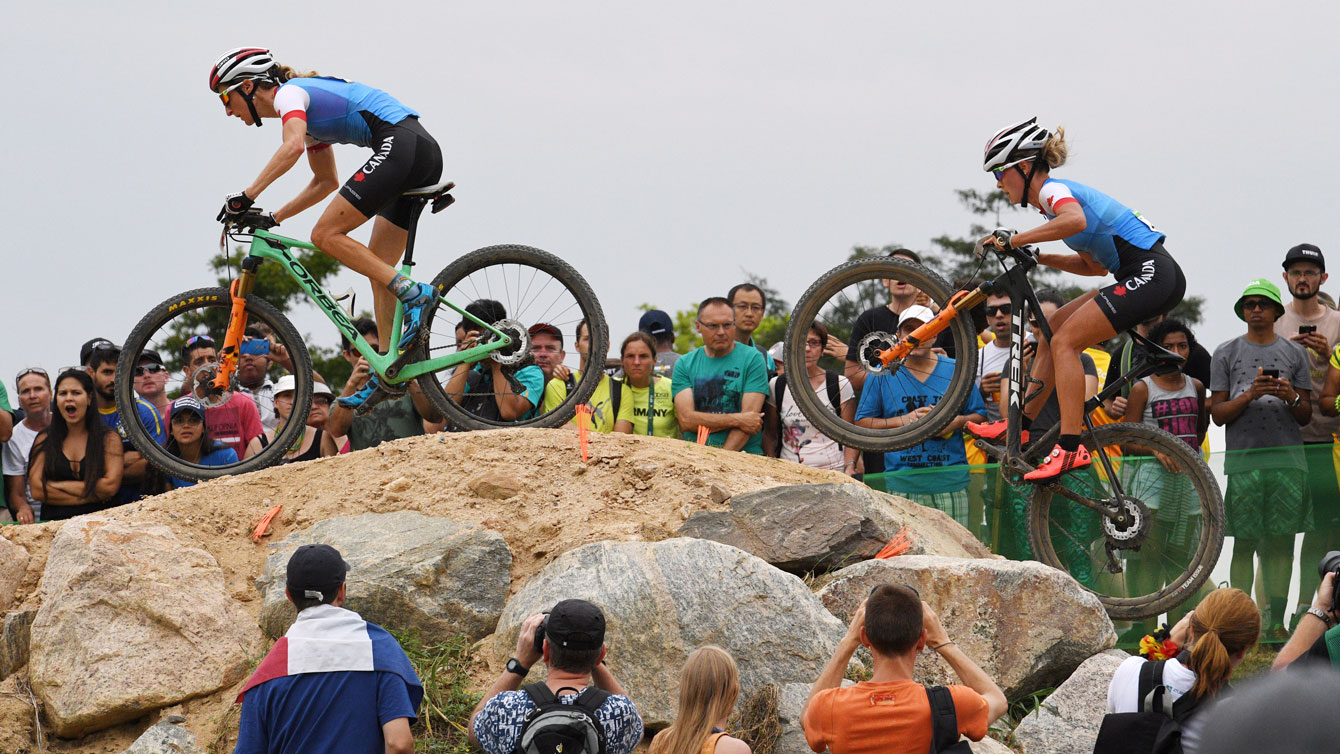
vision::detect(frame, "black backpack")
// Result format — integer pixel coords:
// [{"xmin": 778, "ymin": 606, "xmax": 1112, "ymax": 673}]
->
[
  {"xmin": 925, "ymin": 686, "xmax": 972, "ymax": 753},
  {"xmin": 515, "ymin": 683, "xmax": 611, "ymax": 754},
  {"xmin": 773, "ymin": 371, "xmax": 843, "ymax": 450},
  {"xmin": 1093, "ymin": 660, "xmax": 1203, "ymax": 754}
]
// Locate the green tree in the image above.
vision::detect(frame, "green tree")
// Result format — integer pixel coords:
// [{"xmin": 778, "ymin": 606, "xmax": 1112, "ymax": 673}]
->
[{"xmin": 160, "ymin": 244, "xmax": 348, "ymax": 382}]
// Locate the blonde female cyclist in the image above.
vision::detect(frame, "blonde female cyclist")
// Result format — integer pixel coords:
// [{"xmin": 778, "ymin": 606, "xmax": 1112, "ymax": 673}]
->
[
  {"xmin": 209, "ymin": 47, "xmax": 441, "ymax": 410},
  {"xmin": 968, "ymin": 117, "xmax": 1186, "ymax": 481}
]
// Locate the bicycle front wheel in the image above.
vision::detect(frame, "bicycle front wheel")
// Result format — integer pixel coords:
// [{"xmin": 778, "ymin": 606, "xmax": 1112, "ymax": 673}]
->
[
  {"xmin": 115, "ymin": 287, "xmax": 313, "ymax": 482},
  {"xmin": 417, "ymin": 245, "xmax": 608, "ymax": 430},
  {"xmin": 785, "ymin": 256, "xmax": 978, "ymax": 452},
  {"xmin": 1026, "ymin": 422, "xmax": 1225, "ymax": 620}
]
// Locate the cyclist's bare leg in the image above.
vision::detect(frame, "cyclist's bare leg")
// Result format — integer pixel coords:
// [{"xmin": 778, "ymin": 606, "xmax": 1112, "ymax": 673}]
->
[
  {"xmin": 312, "ymin": 197, "xmax": 407, "ymax": 351},
  {"xmin": 1022, "ymin": 290, "xmax": 1100, "ymax": 420},
  {"xmin": 1049, "ymin": 299, "xmax": 1116, "ymax": 436},
  {"xmin": 367, "ymin": 217, "xmax": 410, "ymax": 348}
]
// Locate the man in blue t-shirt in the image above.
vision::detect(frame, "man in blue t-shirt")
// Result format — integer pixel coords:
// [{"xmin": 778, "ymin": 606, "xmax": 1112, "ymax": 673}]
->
[
  {"xmin": 235, "ymin": 544, "xmax": 420, "ymax": 754},
  {"xmin": 84, "ymin": 339, "xmax": 166, "ymax": 503},
  {"xmin": 855, "ymin": 307, "xmax": 987, "ymax": 525},
  {"xmin": 469, "ymin": 599, "xmax": 643, "ymax": 754},
  {"xmin": 671, "ymin": 298, "xmax": 770, "ymax": 454}
]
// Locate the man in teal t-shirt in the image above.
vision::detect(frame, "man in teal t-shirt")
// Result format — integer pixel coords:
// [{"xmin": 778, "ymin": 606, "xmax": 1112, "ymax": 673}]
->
[{"xmin": 671, "ymin": 298, "xmax": 770, "ymax": 454}]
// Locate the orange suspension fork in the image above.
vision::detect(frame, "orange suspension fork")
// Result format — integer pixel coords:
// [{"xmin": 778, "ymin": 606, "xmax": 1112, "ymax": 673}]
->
[
  {"xmin": 214, "ymin": 272, "xmax": 256, "ymax": 391},
  {"xmin": 878, "ymin": 287, "xmax": 989, "ymax": 366}
]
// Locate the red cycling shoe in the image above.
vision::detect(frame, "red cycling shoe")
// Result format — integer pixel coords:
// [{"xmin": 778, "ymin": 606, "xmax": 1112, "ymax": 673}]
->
[
  {"xmin": 965, "ymin": 419, "xmax": 1029, "ymax": 444},
  {"xmin": 1024, "ymin": 444, "xmax": 1092, "ymax": 482}
]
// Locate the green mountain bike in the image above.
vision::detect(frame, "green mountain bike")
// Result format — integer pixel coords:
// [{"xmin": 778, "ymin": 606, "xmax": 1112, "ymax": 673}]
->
[{"xmin": 115, "ymin": 180, "xmax": 607, "ymax": 482}]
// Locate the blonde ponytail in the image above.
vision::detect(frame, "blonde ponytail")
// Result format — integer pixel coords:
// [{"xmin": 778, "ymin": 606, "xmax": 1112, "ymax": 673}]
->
[
  {"xmin": 1041, "ymin": 126, "xmax": 1068, "ymax": 169},
  {"xmin": 1186, "ymin": 588, "xmax": 1259, "ymax": 699},
  {"xmin": 275, "ymin": 64, "xmax": 320, "ymax": 83}
]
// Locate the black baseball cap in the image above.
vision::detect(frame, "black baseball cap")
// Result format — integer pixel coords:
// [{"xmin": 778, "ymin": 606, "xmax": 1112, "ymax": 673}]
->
[
  {"xmin": 80, "ymin": 338, "xmax": 120, "ymax": 366},
  {"xmin": 884, "ymin": 248, "xmax": 922, "ymax": 264},
  {"xmin": 139, "ymin": 349, "xmax": 165, "ymax": 366},
  {"xmin": 1283, "ymin": 243, "xmax": 1325, "ymax": 272},
  {"xmin": 638, "ymin": 310, "xmax": 674, "ymax": 338},
  {"xmin": 545, "ymin": 599, "xmax": 606, "ymax": 650},
  {"xmin": 286, "ymin": 544, "xmax": 350, "ymax": 599}
]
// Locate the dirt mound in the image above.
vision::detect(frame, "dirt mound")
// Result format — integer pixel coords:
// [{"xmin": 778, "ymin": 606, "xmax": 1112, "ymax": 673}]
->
[{"xmin": 1, "ymin": 429, "xmax": 855, "ymax": 752}]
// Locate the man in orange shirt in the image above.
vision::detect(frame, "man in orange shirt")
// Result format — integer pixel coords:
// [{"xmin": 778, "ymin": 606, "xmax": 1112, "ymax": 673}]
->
[{"xmin": 802, "ymin": 585, "xmax": 1007, "ymax": 754}]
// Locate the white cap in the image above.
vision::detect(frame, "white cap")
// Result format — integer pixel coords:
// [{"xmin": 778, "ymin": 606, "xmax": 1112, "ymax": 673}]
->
[
  {"xmin": 897, "ymin": 305, "xmax": 935, "ymax": 329},
  {"xmin": 274, "ymin": 375, "xmax": 334, "ymax": 398}
]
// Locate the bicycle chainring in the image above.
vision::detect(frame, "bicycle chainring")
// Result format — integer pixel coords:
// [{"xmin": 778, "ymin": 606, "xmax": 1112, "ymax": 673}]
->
[
  {"xmin": 189, "ymin": 363, "xmax": 232, "ymax": 408},
  {"xmin": 1102, "ymin": 493, "xmax": 1151, "ymax": 549},
  {"xmin": 857, "ymin": 331, "xmax": 899, "ymax": 376},
  {"xmin": 485, "ymin": 319, "xmax": 529, "ymax": 365}
]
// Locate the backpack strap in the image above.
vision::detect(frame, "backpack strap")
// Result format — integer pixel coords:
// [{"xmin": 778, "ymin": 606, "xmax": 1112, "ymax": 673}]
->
[
  {"xmin": 1137, "ymin": 660, "xmax": 1173, "ymax": 718},
  {"xmin": 773, "ymin": 374, "xmax": 788, "ymax": 451},
  {"xmin": 825, "ymin": 371, "xmax": 842, "ymax": 413},
  {"xmin": 608, "ymin": 376, "xmax": 622, "ymax": 428},
  {"xmin": 522, "ymin": 682, "xmax": 559, "ymax": 707},
  {"xmin": 571, "ymin": 685, "xmax": 612, "ymax": 714},
  {"xmin": 925, "ymin": 685, "xmax": 958, "ymax": 754}
]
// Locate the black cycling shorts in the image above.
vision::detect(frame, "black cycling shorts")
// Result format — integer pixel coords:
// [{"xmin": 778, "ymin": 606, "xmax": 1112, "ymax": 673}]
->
[
  {"xmin": 338, "ymin": 115, "xmax": 443, "ymax": 229},
  {"xmin": 1093, "ymin": 241, "xmax": 1186, "ymax": 333}
]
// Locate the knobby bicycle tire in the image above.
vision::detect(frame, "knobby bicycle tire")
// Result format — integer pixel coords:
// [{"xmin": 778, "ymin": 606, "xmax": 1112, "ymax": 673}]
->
[
  {"xmin": 417, "ymin": 245, "xmax": 608, "ymax": 430},
  {"xmin": 1026, "ymin": 422, "xmax": 1225, "ymax": 620},
  {"xmin": 116, "ymin": 287, "xmax": 313, "ymax": 482},
  {"xmin": 784, "ymin": 257, "xmax": 978, "ymax": 452}
]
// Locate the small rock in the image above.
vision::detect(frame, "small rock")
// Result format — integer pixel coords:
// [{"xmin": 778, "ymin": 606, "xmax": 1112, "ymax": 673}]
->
[
  {"xmin": 0, "ymin": 609, "xmax": 35, "ymax": 680},
  {"xmin": 467, "ymin": 470, "xmax": 523, "ymax": 499},
  {"xmin": 573, "ymin": 464, "xmax": 588, "ymax": 475},
  {"xmin": 384, "ymin": 476, "xmax": 412, "ymax": 493},
  {"xmin": 679, "ymin": 504, "xmax": 696, "ymax": 520},
  {"xmin": 633, "ymin": 464, "xmax": 659, "ymax": 480},
  {"xmin": 709, "ymin": 484, "xmax": 731, "ymax": 504},
  {"xmin": 120, "ymin": 717, "xmax": 204, "ymax": 754}
]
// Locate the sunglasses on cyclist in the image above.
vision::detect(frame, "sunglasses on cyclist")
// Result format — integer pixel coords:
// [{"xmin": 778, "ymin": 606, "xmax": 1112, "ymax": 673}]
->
[
  {"xmin": 992, "ymin": 169, "xmax": 1005, "ymax": 181},
  {"xmin": 133, "ymin": 364, "xmax": 166, "ymax": 377}
]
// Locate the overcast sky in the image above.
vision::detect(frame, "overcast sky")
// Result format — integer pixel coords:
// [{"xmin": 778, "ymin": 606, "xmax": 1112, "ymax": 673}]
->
[{"xmin": 4, "ymin": 1, "xmax": 1337, "ymax": 391}]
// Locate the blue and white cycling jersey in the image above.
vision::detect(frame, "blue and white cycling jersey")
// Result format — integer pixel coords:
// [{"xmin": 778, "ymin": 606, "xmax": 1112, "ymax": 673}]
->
[
  {"xmin": 273, "ymin": 77, "xmax": 419, "ymax": 148},
  {"xmin": 1037, "ymin": 178, "xmax": 1166, "ymax": 273}
]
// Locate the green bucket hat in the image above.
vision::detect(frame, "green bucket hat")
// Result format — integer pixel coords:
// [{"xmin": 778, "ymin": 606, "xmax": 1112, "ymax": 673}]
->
[{"xmin": 1234, "ymin": 278, "xmax": 1285, "ymax": 321}]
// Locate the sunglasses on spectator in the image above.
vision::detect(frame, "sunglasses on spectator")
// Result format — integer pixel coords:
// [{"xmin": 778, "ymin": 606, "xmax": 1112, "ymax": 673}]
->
[
  {"xmin": 133, "ymin": 364, "xmax": 166, "ymax": 377},
  {"xmin": 15, "ymin": 367, "xmax": 48, "ymax": 383},
  {"xmin": 697, "ymin": 320, "xmax": 735, "ymax": 331},
  {"xmin": 805, "ymin": 339, "xmax": 824, "ymax": 348},
  {"xmin": 1240, "ymin": 299, "xmax": 1274, "ymax": 311},
  {"xmin": 313, "ymin": 395, "xmax": 333, "ymax": 406},
  {"xmin": 983, "ymin": 305, "xmax": 1010, "ymax": 316}
]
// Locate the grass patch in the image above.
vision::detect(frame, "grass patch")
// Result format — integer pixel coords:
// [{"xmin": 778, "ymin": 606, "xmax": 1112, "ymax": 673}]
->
[
  {"xmin": 1231, "ymin": 644, "xmax": 1278, "ymax": 683},
  {"xmin": 391, "ymin": 629, "xmax": 483, "ymax": 754},
  {"xmin": 726, "ymin": 684, "xmax": 782, "ymax": 754},
  {"xmin": 990, "ymin": 686, "xmax": 1055, "ymax": 748}
]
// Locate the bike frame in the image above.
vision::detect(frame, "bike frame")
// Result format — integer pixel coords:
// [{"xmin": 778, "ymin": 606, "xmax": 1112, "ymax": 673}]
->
[{"xmin": 210, "ymin": 228, "xmax": 512, "ymax": 392}]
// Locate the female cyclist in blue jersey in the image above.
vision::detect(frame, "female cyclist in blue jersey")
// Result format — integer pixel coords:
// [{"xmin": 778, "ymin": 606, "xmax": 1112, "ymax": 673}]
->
[
  {"xmin": 967, "ymin": 118, "xmax": 1186, "ymax": 481},
  {"xmin": 208, "ymin": 47, "xmax": 441, "ymax": 410}
]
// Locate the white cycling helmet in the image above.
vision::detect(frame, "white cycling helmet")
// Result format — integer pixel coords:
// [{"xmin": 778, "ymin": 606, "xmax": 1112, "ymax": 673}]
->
[
  {"xmin": 210, "ymin": 47, "xmax": 280, "ymax": 128},
  {"xmin": 982, "ymin": 117, "xmax": 1050, "ymax": 173}
]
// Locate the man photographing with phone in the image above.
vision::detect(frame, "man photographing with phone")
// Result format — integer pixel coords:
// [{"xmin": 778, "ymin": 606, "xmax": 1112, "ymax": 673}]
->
[
  {"xmin": 1275, "ymin": 243, "xmax": 1340, "ymax": 623},
  {"xmin": 1211, "ymin": 278, "xmax": 1312, "ymax": 635}
]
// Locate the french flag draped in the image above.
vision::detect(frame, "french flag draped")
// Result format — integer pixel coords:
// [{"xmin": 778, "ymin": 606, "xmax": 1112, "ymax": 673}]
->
[{"xmin": 237, "ymin": 604, "xmax": 423, "ymax": 712}]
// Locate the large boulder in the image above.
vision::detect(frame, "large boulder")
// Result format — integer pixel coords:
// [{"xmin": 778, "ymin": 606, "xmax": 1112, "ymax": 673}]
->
[
  {"xmin": 678, "ymin": 483, "xmax": 990, "ymax": 573},
  {"xmin": 492, "ymin": 538, "xmax": 847, "ymax": 726},
  {"xmin": 0, "ymin": 535, "xmax": 28, "ymax": 611},
  {"xmin": 818, "ymin": 556, "xmax": 1116, "ymax": 700},
  {"xmin": 120, "ymin": 716, "xmax": 205, "ymax": 754},
  {"xmin": 1012, "ymin": 649, "xmax": 1129, "ymax": 754},
  {"xmin": 257, "ymin": 511, "xmax": 511, "ymax": 642},
  {"xmin": 29, "ymin": 517, "xmax": 255, "ymax": 738}
]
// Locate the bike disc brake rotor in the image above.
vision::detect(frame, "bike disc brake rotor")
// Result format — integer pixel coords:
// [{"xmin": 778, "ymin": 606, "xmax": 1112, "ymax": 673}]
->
[
  {"xmin": 484, "ymin": 318, "xmax": 529, "ymax": 365},
  {"xmin": 1102, "ymin": 493, "xmax": 1151, "ymax": 549},
  {"xmin": 857, "ymin": 331, "xmax": 899, "ymax": 376},
  {"xmin": 190, "ymin": 363, "xmax": 232, "ymax": 408}
]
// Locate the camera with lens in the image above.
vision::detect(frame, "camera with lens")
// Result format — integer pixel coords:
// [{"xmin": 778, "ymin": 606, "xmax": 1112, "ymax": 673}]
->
[
  {"xmin": 533, "ymin": 612, "xmax": 551, "ymax": 654},
  {"xmin": 1318, "ymin": 551, "xmax": 1340, "ymax": 613}
]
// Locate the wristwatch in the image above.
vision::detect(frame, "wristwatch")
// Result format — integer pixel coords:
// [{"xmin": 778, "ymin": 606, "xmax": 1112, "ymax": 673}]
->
[
  {"xmin": 506, "ymin": 657, "xmax": 530, "ymax": 676},
  {"xmin": 1289, "ymin": 392, "xmax": 1303, "ymax": 409},
  {"xmin": 1307, "ymin": 607, "xmax": 1335, "ymax": 628}
]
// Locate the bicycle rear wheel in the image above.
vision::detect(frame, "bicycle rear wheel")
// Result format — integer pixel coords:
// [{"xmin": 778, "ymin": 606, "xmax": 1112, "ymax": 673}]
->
[
  {"xmin": 115, "ymin": 287, "xmax": 313, "ymax": 482},
  {"xmin": 784, "ymin": 256, "xmax": 978, "ymax": 451},
  {"xmin": 416, "ymin": 245, "xmax": 608, "ymax": 430},
  {"xmin": 1026, "ymin": 422, "xmax": 1225, "ymax": 620}
]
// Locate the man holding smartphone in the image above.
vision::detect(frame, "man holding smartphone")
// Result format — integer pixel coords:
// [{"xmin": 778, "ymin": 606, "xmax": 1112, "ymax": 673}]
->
[
  {"xmin": 1211, "ymin": 278, "xmax": 1312, "ymax": 636},
  {"xmin": 1275, "ymin": 243, "xmax": 1340, "ymax": 624}
]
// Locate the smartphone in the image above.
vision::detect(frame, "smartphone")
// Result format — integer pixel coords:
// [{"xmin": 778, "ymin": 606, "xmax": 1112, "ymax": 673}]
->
[
  {"xmin": 1299, "ymin": 325, "xmax": 1317, "ymax": 335},
  {"xmin": 1262, "ymin": 368, "xmax": 1281, "ymax": 379},
  {"xmin": 239, "ymin": 339, "xmax": 271, "ymax": 356}
]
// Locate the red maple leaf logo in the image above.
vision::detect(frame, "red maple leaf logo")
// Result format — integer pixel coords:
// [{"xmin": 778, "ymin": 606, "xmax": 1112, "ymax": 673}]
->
[
  {"xmin": 1113, "ymin": 285, "xmax": 1127, "ymax": 296},
  {"xmin": 353, "ymin": 172, "xmax": 366, "ymax": 182}
]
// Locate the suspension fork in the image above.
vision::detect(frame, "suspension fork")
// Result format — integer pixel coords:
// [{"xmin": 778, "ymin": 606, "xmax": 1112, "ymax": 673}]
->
[
  {"xmin": 877, "ymin": 287, "xmax": 989, "ymax": 365},
  {"xmin": 213, "ymin": 257, "xmax": 261, "ymax": 391}
]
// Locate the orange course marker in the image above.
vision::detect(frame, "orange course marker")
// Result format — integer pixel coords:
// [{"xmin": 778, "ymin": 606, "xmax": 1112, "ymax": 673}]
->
[
  {"xmin": 875, "ymin": 526, "xmax": 913, "ymax": 558},
  {"xmin": 576, "ymin": 405, "xmax": 592, "ymax": 462},
  {"xmin": 251, "ymin": 504, "xmax": 283, "ymax": 542},
  {"xmin": 696, "ymin": 425, "xmax": 710, "ymax": 445}
]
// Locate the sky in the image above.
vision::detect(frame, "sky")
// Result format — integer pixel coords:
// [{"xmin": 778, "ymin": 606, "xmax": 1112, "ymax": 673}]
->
[{"xmin": 4, "ymin": 1, "xmax": 1338, "ymax": 391}]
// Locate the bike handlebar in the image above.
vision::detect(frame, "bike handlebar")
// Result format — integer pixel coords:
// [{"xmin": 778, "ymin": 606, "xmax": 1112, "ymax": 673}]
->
[{"xmin": 220, "ymin": 208, "xmax": 278, "ymax": 231}]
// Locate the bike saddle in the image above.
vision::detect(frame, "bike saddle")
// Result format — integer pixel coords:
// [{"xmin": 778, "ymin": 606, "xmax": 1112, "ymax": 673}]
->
[
  {"xmin": 402, "ymin": 180, "xmax": 456, "ymax": 213},
  {"xmin": 1128, "ymin": 329, "xmax": 1185, "ymax": 371}
]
